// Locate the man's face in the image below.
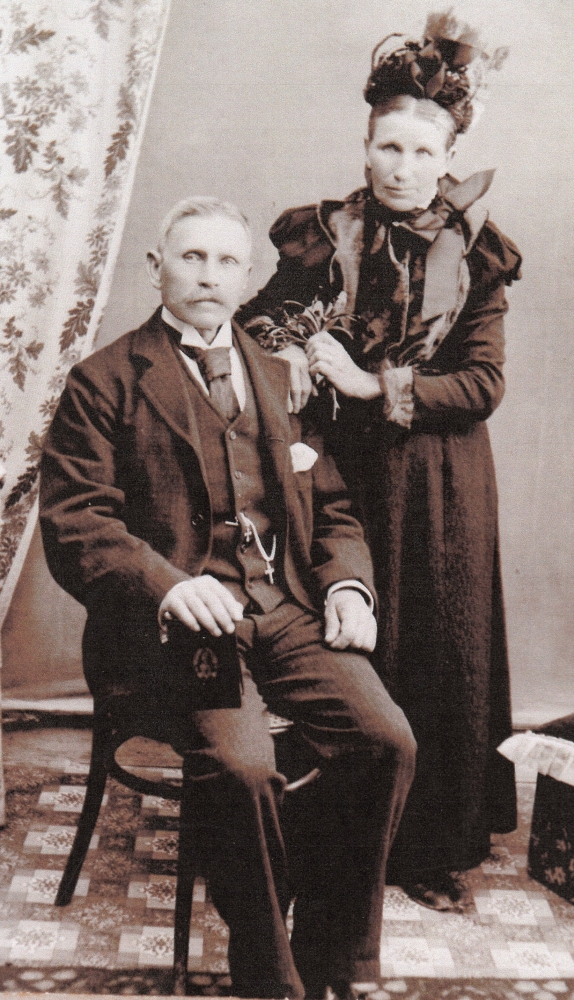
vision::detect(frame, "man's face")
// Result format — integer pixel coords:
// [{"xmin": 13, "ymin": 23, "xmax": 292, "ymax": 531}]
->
[{"xmin": 147, "ymin": 213, "xmax": 252, "ymax": 341}]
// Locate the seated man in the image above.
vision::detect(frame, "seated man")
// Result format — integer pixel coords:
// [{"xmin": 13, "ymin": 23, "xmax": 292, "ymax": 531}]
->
[{"xmin": 39, "ymin": 196, "xmax": 416, "ymax": 1000}]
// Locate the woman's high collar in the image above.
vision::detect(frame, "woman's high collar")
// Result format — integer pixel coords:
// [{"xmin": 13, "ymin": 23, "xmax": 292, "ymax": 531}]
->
[{"xmin": 366, "ymin": 184, "xmax": 446, "ymax": 227}]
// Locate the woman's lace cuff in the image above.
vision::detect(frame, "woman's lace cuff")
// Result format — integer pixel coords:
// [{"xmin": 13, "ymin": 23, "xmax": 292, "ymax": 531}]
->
[{"xmin": 379, "ymin": 367, "xmax": 414, "ymax": 428}]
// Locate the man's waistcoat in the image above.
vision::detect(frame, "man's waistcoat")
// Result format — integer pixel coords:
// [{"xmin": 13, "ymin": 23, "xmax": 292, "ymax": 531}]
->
[{"xmin": 177, "ymin": 345, "xmax": 287, "ymax": 613}]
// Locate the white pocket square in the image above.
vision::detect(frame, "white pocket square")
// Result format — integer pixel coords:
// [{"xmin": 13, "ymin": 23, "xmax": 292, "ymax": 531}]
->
[{"xmin": 290, "ymin": 442, "xmax": 319, "ymax": 473}]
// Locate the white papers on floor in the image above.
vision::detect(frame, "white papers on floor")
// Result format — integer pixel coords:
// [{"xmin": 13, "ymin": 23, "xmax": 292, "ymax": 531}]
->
[{"xmin": 498, "ymin": 731, "xmax": 574, "ymax": 786}]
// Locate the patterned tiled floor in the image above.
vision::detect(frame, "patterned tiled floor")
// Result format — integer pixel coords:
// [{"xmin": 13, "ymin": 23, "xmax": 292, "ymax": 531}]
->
[
  {"xmin": 2, "ymin": 724, "xmax": 574, "ymax": 997},
  {"xmin": 375, "ymin": 769, "xmax": 574, "ymax": 983}
]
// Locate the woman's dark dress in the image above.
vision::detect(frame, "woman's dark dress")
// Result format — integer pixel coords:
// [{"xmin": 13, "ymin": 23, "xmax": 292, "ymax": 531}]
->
[{"xmin": 238, "ymin": 177, "xmax": 522, "ymax": 878}]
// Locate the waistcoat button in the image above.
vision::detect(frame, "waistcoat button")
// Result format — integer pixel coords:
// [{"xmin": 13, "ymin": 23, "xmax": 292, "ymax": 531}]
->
[
  {"xmin": 229, "ymin": 430, "xmax": 237, "ymax": 440},
  {"xmin": 234, "ymin": 470, "xmax": 242, "ymax": 479}
]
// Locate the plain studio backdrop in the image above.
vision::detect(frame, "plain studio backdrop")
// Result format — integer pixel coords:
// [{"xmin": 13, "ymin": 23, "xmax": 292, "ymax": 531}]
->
[{"xmin": 3, "ymin": 0, "xmax": 573, "ymax": 726}]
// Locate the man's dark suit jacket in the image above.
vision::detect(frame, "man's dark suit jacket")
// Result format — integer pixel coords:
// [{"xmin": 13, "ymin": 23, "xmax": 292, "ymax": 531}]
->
[{"xmin": 40, "ymin": 308, "xmax": 375, "ymax": 702}]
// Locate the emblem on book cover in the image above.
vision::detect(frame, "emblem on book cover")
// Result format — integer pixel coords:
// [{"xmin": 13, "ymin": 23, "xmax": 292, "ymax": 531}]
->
[{"xmin": 193, "ymin": 646, "xmax": 219, "ymax": 681}]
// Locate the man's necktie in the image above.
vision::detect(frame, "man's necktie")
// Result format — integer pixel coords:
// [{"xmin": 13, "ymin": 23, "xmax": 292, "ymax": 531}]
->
[{"xmin": 180, "ymin": 344, "xmax": 240, "ymax": 422}]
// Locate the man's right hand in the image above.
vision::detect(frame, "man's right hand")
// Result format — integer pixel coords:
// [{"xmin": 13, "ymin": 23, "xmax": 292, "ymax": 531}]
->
[{"xmin": 159, "ymin": 576, "xmax": 244, "ymax": 637}]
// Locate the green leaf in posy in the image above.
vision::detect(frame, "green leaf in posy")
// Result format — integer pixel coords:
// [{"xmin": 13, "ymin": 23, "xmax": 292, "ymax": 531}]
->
[
  {"xmin": 246, "ymin": 294, "xmax": 353, "ymax": 422},
  {"xmin": 246, "ymin": 293, "xmax": 353, "ymax": 351}
]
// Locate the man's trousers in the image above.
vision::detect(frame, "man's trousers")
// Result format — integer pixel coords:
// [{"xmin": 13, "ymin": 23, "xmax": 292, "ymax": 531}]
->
[{"xmin": 179, "ymin": 601, "xmax": 416, "ymax": 1000}]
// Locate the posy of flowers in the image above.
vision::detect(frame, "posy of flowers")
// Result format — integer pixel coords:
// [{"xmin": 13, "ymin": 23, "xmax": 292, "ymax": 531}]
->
[{"xmin": 244, "ymin": 293, "xmax": 353, "ymax": 419}]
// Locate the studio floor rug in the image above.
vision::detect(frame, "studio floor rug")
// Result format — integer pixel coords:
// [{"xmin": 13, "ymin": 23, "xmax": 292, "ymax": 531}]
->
[{"xmin": 1, "ymin": 756, "xmax": 574, "ymax": 996}]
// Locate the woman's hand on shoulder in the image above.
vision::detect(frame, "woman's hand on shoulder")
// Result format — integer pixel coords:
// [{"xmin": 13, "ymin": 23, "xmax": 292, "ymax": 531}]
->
[
  {"xmin": 276, "ymin": 344, "xmax": 314, "ymax": 413},
  {"xmin": 306, "ymin": 332, "xmax": 381, "ymax": 400}
]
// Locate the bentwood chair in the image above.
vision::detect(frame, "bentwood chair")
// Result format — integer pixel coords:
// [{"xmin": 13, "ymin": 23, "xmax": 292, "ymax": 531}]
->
[{"xmin": 54, "ymin": 693, "xmax": 320, "ymax": 995}]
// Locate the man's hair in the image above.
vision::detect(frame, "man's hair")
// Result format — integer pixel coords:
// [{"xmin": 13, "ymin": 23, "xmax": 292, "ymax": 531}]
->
[{"xmin": 156, "ymin": 196, "xmax": 252, "ymax": 254}]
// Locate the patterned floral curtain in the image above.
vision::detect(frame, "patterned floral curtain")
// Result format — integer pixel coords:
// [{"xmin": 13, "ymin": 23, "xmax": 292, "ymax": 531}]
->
[{"xmin": 0, "ymin": 0, "xmax": 172, "ymax": 625}]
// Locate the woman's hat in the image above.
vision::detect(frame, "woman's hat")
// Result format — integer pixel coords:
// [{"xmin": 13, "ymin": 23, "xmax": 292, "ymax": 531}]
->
[{"xmin": 364, "ymin": 9, "xmax": 509, "ymax": 133}]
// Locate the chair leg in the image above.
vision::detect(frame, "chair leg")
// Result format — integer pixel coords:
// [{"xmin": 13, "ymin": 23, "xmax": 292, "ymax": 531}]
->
[
  {"xmin": 55, "ymin": 727, "xmax": 108, "ymax": 907},
  {"xmin": 173, "ymin": 758, "xmax": 201, "ymax": 996}
]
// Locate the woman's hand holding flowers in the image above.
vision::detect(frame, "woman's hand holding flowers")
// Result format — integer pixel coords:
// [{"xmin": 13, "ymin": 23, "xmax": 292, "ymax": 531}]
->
[{"xmin": 306, "ymin": 332, "xmax": 381, "ymax": 400}]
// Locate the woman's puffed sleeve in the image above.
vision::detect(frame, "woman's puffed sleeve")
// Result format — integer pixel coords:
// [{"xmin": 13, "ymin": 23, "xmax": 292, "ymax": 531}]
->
[
  {"xmin": 471, "ymin": 219, "xmax": 522, "ymax": 287},
  {"xmin": 236, "ymin": 205, "xmax": 334, "ymax": 328},
  {"xmin": 398, "ymin": 221, "xmax": 521, "ymax": 433}
]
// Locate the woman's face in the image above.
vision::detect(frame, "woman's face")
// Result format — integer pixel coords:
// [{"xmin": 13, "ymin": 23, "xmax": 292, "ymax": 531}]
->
[{"xmin": 365, "ymin": 110, "xmax": 454, "ymax": 212}]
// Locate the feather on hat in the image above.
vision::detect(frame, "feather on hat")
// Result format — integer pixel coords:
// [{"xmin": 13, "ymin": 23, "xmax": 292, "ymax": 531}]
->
[{"xmin": 364, "ymin": 8, "xmax": 508, "ymax": 133}]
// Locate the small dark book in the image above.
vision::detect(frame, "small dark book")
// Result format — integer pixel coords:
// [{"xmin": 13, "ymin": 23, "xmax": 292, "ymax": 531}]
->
[{"xmin": 161, "ymin": 619, "xmax": 242, "ymax": 711}]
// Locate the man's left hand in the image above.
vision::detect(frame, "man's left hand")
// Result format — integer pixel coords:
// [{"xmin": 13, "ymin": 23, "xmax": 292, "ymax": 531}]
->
[{"xmin": 324, "ymin": 588, "xmax": 377, "ymax": 652}]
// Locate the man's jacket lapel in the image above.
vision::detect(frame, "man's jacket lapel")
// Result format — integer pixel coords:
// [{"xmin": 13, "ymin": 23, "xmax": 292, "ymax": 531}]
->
[
  {"xmin": 129, "ymin": 312, "xmax": 294, "ymax": 498},
  {"xmin": 130, "ymin": 309, "xmax": 210, "ymax": 482}
]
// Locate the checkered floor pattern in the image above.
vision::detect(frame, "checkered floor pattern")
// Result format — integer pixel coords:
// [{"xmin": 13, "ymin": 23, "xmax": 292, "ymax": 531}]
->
[
  {"xmin": 0, "ymin": 762, "xmax": 232, "ymax": 978},
  {"xmin": 380, "ymin": 773, "xmax": 574, "ymax": 981},
  {"xmin": 2, "ymin": 732, "xmax": 574, "ymax": 996}
]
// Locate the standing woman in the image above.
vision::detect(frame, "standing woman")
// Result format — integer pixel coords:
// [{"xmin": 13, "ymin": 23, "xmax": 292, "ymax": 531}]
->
[{"xmin": 239, "ymin": 13, "xmax": 521, "ymax": 910}]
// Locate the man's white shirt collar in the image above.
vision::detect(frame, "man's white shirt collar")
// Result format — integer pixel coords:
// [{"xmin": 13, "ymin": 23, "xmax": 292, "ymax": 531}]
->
[
  {"xmin": 161, "ymin": 306, "xmax": 245, "ymax": 408},
  {"xmin": 162, "ymin": 306, "xmax": 233, "ymax": 349}
]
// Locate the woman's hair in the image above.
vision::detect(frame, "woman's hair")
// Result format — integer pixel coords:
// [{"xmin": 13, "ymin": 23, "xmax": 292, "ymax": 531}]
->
[
  {"xmin": 367, "ymin": 94, "xmax": 457, "ymax": 149},
  {"xmin": 364, "ymin": 12, "xmax": 508, "ymax": 136}
]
